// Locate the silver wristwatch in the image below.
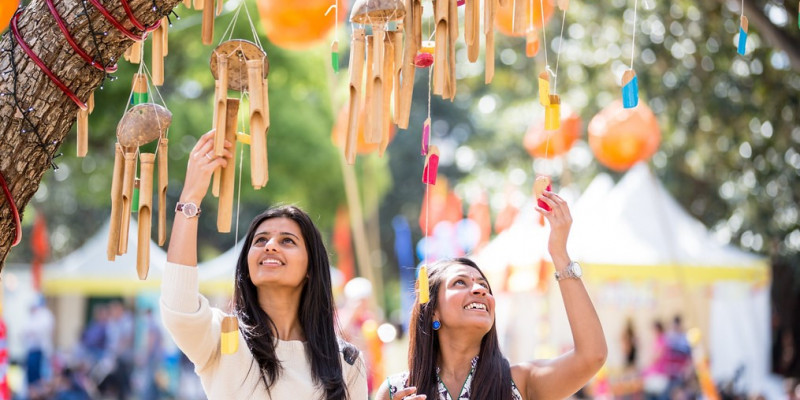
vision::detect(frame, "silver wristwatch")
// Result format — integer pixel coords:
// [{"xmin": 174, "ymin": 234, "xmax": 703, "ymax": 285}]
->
[
  {"xmin": 175, "ymin": 202, "xmax": 201, "ymax": 218},
  {"xmin": 554, "ymin": 261, "xmax": 583, "ymax": 281}
]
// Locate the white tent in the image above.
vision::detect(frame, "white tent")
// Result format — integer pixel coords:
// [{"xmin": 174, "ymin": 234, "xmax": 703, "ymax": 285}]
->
[
  {"xmin": 42, "ymin": 218, "xmax": 168, "ymax": 296},
  {"xmin": 474, "ymin": 163, "xmax": 780, "ymax": 398}
]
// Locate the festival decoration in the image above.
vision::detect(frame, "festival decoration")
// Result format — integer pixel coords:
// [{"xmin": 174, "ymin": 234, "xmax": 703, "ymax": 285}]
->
[
  {"xmin": 422, "ymin": 145, "xmax": 440, "ymax": 185},
  {"xmin": 620, "ymin": 0, "xmax": 640, "ymax": 108},
  {"xmin": 221, "ymin": 315, "xmax": 239, "ymax": 354},
  {"xmin": 0, "ymin": 0, "xmax": 18, "ymax": 32},
  {"xmin": 588, "ymin": 100, "xmax": 660, "ymax": 171},
  {"xmin": 107, "ymin": 73, "xmax": 172, "ymax": 281},
  {"xmin": 257, "ymin": 0, "xmax": 346, "ymax": 50},
  {"xmin": 537, "ymin": 0, "xmax": 569, "ymax": 130},
  {"xmin": 737, "ymin": 15, "xmax": 748, "ymax": 56},
  {"xmin": 534, "ymin": 175, "xmax": 552, "ymax": 211},
  {"xmin": 209, "ymin": 2, "xmax": 271, "ymax": 232},
  {"xmin": 523, "ymin": 110, "xmax": 580, "ymax": 158},
  {"xmin": 345, "ymin": 0, "xmax": 407, "ymax": 163},
  {"xmin": 495, "ymin": 0, "xmax": 554, "ymax": 37}
]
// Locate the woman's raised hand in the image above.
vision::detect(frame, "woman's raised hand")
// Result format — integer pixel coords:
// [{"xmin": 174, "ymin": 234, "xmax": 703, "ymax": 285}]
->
[
  {"xmin": 180, "ymin": 130, "xmax": 233, "ymax": 204},
  {"xmin": 534, "ymin": 190, "xmax": 573, "ymax": 265}
]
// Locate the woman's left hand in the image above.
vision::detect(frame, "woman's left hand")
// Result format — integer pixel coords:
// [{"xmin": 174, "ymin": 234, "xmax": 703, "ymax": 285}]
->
[{"xmin": 534, "ymin": 191, "xmax": 572, "ymax": 264}]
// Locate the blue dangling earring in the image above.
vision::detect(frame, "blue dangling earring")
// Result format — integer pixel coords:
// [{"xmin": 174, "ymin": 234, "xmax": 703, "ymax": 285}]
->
[{"xmin": 432, "ymin": 319, "xmax": 441, "ymax": 330}]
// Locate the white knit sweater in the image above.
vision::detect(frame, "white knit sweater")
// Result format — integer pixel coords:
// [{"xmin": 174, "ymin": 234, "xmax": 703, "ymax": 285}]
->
[{"xmin": 160, "ymin": 262, "xmax": 368, "ymax": 399}]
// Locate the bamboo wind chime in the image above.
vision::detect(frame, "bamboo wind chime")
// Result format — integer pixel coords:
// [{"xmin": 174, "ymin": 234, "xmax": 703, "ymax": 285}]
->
[
  {"xmin": 107, "ymin": 74, "xmax": 172, "ymax": 281},
  {"xmin": 123, "ymin": 17, "xmax": 169, "ymax": 85},
  {"xmin": 432, "ymin": 0, "xmax": 458, "ymax": 100},
  {"xmin": 209, "ymin": 39, "xmax": 270, "ymax": 232},
  {"xmin": 344, "ymin": 0, "xmax": 408, "ymax": 164}
]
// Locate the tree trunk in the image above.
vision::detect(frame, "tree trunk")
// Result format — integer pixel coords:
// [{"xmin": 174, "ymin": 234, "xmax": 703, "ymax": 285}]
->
[{"xmin": 0, "ymin": 0, "xmax": 182, "ymax": 269}]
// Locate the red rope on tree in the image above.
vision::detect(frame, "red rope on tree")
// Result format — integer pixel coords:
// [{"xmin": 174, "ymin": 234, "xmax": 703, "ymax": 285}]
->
[
  {"xmin": 86, "ymin": 0, "xmax": 160, "ymax": 41},
  {"xmin": 10, "ymin": 12, "xmax": 88, "ymax": 110},
  {"xmin": 0, "ymin": 171, "xmax": 22, "ymax": 247},
  {"xmin": 120, "ymin": 0, "xmax": 161, "ymax": 32},
  {"xmin": 44, "ymin": 0, "xmax": 118, "ymax": 73}
]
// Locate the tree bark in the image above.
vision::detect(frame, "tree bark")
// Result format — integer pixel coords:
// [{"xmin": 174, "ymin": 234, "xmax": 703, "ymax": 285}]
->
[{"xmin": 0, "ymin": 0, "xmax": 182, "ymax": 269}]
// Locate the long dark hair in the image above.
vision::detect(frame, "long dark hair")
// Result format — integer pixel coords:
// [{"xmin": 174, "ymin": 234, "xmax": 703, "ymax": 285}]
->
[
  {"xmin": 233, "ymin": 205, "xmax": 349, "ymax": 399},
  {"xmin": 408, "ymin": 258, "xmax": 513, "ymax": 399}
]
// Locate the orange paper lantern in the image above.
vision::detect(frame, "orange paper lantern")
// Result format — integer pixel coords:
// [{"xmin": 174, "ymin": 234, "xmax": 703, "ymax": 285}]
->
[
  {"xmin": 257, "ymin": 0, "xmax": 346, "ymax": 50},
  {"xmin": 0, "ymin": 0, "xmax": 19, "ymax": 32},
  {"xmin": 496, "ymin": 0, "xmax": 555, "ymax": 37},
  {"xmin": 331, "ymin": 103, "xmax": 396, "ymax": 155},
  {"xmin": 524, "ymin": 110, "xmax": 581, "ymax": 158},
  {"xmin": 588, "ymin": 100, "xmax": 661, "ymax": 171}
]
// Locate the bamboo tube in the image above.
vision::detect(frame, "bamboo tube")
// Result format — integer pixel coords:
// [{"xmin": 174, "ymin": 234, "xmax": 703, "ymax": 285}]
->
[
  {"xmin": 499, "ymin": 0, "xmax": 508, "ymax": 6},
  {"xmin": 216, "ymin": 0, "xmax": 223, "ymax": 16},
  {"xmin": 345, "ymin": 29, "xmax": 366, "ymax": 164},
  {"xmin": 262, "ymin": 77, "xmax": 270, "ymax": 135},
  {"xmin": 88, "ymin": 92, "xmax": 95, "ymax": 113},
  {"xmin": 247, "ymin": 59, "xmax": 268, "ymax": 189},
  {"xmin": 128, "ymin": 41, "xmax": 142, "ymax": 64},
  {"xmin": 183, "ymin": 0, "xmax": 191, "ymax": 8},
  {"xmin": 368, "ymin": 27, "xmax": 385, "ymax": 144},
  {"xmin": 380, "ymin": 34, "xmax": 393, "ymax": 156},
  {"xmin": 364, "ymin": 35, "xmax": 375, "ymax": 145},
  {"xmin": 193, "ymin": 0, "xmax": 202, "ymax": 9},
  {"xmin": 212, "ymin": 54, "xmax": 229, "ymax": 196},
  {"xmin": 484, "ymin": 0, "xmax": 496, "ymax": 84},
  {"xmin": 107, "ymin": 144, "xmax": 125, "ymax": 261},
  {"xmin": 390, "ymin": 30, "xmax": 403, "ymax": 125},
  {"xmin": 466, "ymin": 0, "xmax": 480, "ymax": 62},
  {"xmin": 448, "ymin": 0, "xmax": 458, "ymax": 99},
  {"xmin": 433, "ymin": 0, "xmax": 448, "ymax": 96},
  {"xmin": 137, "ymin": 153, "xmax": 155, "ymax": 280},
  {"xmin": 152, "ymin": 24, "xmax": 165, "ymax": 86},
  {"xmin": 162, "ymin": 17, "xmax": 169, "ymax": 56},
  {"xmin": 119, "ymin": 149, "xmax": 137, "ymax": 255},
  {"xmin": 77, "ymin": 109, "xmax": 89, "ymax": 157},
  {"xmin": 157, "ymin": 139, "xmax": 168, "ymax": 245},
  {"xmin": 396, "ymin": 0, "xmax": 419, "ymax": 130},
  {"xmin": 217, "ymin": 98, "xmax": 240, "ymax": 233},
  {"xmin": 202, "ymin": 0, "xmax": 214, "ymax": 45},
  {"xmin": 513, "ymin": 0, "xmax": 526, "ymax": 35}
]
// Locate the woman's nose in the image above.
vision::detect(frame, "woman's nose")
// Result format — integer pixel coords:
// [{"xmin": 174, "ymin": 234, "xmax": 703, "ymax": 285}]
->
[{"xmin": 472, "ymin": 284, "xmax": 487, "ymax": 296}]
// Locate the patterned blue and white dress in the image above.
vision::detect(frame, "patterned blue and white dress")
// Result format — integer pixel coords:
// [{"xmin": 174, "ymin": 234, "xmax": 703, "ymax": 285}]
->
[{"xmin": 386, "ymin": 357, "xmax": 523, "ymax": 400}]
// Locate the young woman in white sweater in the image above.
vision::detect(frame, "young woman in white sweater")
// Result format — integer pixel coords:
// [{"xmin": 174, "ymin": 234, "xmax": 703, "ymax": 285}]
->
[{"xmin": 160, "ymin": 131, "xmax": 368, "ymax": 399}]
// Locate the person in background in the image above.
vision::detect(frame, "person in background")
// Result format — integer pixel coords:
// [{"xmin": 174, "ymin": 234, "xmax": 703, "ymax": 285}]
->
[{"xmin": 23, "ymin": 298, "xmax": 54, "ymax": 399}]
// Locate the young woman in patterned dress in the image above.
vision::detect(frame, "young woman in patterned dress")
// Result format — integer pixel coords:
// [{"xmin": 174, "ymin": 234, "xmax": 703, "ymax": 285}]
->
[{"xmin": 376, "ymin": 191, "xmax": 607, "ymax": 400}]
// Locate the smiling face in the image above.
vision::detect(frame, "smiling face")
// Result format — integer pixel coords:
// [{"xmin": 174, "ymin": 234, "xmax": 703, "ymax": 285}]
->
[
  {"xmin": 435, "ymin": 263, "xmax": 495, "ymax": 334},
  {"xmin": 246, "ymin": 217, "xmax": 309, "ymax": 290}
]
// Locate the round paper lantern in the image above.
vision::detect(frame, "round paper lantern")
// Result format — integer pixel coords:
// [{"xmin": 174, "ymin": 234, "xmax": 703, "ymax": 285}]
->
[
  {"xmin": 0, "ymin": 0, "xmax": 19, "ymax": 32},
  {"xmin": 331, "ymin": 103, "xmax": 396, "ymax": 155},
  {"xmin": 257, "ymin": 0, "xmax": 346, "ymax": 50},
  {"xmin": 588, "ymin": 100, "xmax": 661, "ymax": 171},
  {"xmin": 524, "ymin": 110, "xmax": 581, "ymax": 158},
  {"xmin": 496, "ymin": 0, "xmax": 555, "ymax": 37}
]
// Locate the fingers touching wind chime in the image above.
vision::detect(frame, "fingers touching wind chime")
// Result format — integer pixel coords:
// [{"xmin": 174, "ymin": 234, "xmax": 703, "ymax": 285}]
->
[
  {"xmin": 209, "ymin": 1, "xmax": 270, "ymax": 356},
  {"xmin": 344, "ymin": 0, "xmax": 407, "ymax": 164},
  {"xmin": 621, "ymin": 0, "xmax": 640, "ymax": 108},
  {"xmin": 107, "ymin": 69, "xmax": 172, "ymax": 281}
]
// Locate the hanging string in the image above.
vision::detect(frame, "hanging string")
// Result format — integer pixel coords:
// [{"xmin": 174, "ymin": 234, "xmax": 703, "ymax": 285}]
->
[
  {"xmin": 539, "ymin": 0, "xmax": 549, "ymax": 69},
  {"xmin": 740, "ymin": 0, "xmax": 744, "ymax": 19},
  {"xmin": 0, "ymin": 171, "xmax": 22, "ymax": 247},
  {"xmin": 552, "ymin": 9, "xmax": 567, "ymax": 94},
  {"xmin": 630, "ymin": 0, "xmax": 639, "ymax": 70}
]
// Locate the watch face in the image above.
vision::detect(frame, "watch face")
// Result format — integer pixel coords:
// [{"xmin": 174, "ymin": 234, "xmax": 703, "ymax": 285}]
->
[
  {"xmin": 571, "ymin": 262, "xmax": 583, "ymax": 277},
  {"xmin": 182, "ymin": 203, "xmax": 198, "ymax": 217}
]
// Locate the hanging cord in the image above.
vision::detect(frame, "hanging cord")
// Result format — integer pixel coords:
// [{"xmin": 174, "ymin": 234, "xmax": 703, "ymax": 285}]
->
[
  {"xmin": 552, "ymin": 9, "xmax": 566, "ymax": 94},
  {"xmin": 0, "ymin": 171, "xmax": 22, "ymax": 247},
  {"xmin": 740, "ymin": 0, "xmax": 744, "ymax": 19},
  {"xmin": 630, "ymin": 0, "xmax": 639, "ymax": 70},
  {"xmin": 539, "ymin": 0, "xmax": 549, "ymax": 69},
  {"xmin": 325, "ymin": 0, "xmax": 339, "ymax": 40}
]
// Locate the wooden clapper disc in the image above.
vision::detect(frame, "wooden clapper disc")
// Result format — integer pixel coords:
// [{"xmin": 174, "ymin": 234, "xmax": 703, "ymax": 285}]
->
[
  {"xmin": 351, "ymin": 0, "xmax": 406, "ymax": 147},
  {"xmin": 111, "ymin": 103, "xmax": 172, "ymax": 280},
  {"xmin": 210, "ymin": 39, "xmax": 269, "ymax": 230}
]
